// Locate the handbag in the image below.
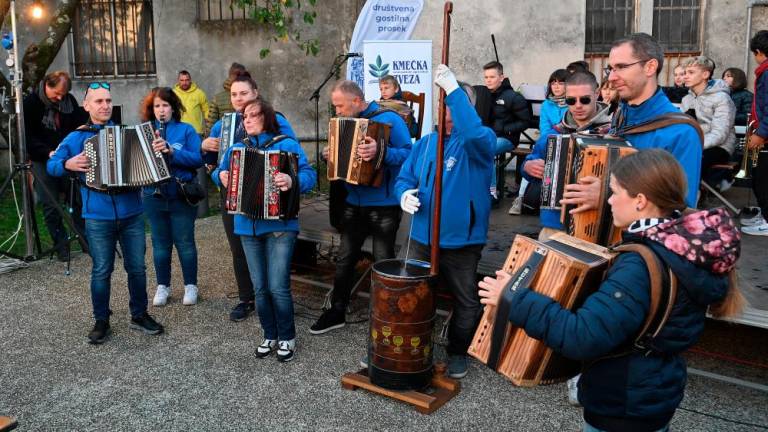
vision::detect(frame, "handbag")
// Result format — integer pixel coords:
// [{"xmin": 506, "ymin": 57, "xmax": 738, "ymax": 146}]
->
[{"xmin": 176, "ymin": 178, "xmax": 206, "ymax": 206}]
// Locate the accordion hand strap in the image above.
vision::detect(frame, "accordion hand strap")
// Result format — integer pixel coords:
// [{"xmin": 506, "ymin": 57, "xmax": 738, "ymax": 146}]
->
[
  {"xmin": 615, "ymin": 112, "xmax": 704, "ymax": 147},
  {"xmin": 487, "ymin": 248, "xmax": 547, "ymax": 371}
]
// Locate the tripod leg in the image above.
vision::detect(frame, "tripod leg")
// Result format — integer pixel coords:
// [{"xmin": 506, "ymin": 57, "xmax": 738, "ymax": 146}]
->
[
  {"xmin": 700, "ymin": 180, "xmax": 740, "ymax": 215},
  {"xmin": 28, "ymin": 168, "xmax": 89, "ymax": 255}
]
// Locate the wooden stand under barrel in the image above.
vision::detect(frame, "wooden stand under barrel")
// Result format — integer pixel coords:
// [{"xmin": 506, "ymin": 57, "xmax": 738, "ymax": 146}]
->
[
  {"xmin": 340, "ymin": 1, "xmax": 458, "ymax": 414},
  {"xmin": 341, "ymin": 363, "xmax": 460, "ymax": 415}
]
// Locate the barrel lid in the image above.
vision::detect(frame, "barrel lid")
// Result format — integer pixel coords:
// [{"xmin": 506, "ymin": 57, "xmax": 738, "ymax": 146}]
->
[{"xmin": 372, "ymin": 259, "xmax": 432, "ymax": 279}]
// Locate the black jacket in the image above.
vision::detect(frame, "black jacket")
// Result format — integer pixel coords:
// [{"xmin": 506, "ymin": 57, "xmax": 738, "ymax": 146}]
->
[
  {"xmin": 730, "ymin": 88, "xmax": 754, "ymax": 126},
  {"xmin": 23, "ymin": 91, "xmax": 88, "ymax": 162},
  {"xmin": 488, "ymin": 79, "xmax": 531, "ymax": 144}
]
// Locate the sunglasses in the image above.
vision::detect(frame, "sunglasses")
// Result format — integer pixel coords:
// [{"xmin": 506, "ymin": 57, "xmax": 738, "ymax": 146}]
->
[
  {"xmin": 84, "ymin": 82, "xmax": 111, "ymax": 97},
  {"xmin": 565, "ymin": 96, "xmax": 593, "ymax": 106}
]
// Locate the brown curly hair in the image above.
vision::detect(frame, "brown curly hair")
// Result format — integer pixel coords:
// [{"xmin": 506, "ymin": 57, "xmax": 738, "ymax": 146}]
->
[{"xmin": 140, "ymin": 87, "xmax": 185, "ymax": 123}]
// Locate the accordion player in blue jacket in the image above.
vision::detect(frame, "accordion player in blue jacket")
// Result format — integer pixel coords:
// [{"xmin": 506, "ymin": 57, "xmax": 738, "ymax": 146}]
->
[{"xmin": 212, "ymin": 97, "xmax": 316, "ymax": 363}]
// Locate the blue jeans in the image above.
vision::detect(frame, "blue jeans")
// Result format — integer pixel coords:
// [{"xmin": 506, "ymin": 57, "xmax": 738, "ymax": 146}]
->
[
  {"xmin": 85, "ymin": 214, "xmax": 148, "ymax": 321},
  {"xmin": 241, "ymin": 231, "xmax": 297, "ymax": 341},
  {"xmin": 144, "ymin": 195, "xmax": 198, "ymax": 286},
  {"xmin": 490, "ymin": 136, "xmax": 515, "ymax": 190}
]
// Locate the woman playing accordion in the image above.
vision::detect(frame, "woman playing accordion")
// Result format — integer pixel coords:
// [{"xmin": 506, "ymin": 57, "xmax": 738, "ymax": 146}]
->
[{"xmin": 212, "ymin": 98, "xmax": 316, "ymax": 362}]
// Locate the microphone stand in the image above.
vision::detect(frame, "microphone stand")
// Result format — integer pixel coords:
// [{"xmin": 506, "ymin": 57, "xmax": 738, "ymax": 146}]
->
[{"xmin": 309, "ymin": 53, "xmax": 353, "ymax": 191}]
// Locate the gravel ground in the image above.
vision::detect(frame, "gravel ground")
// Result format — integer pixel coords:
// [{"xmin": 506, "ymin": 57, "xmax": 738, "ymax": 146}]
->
[{"xmin": 1, "ymin": 216, "xmax": 766, "ymax": 432}]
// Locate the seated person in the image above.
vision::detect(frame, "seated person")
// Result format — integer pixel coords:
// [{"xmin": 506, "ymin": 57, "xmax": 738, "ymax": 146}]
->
[
  {"xmin": 521, "ymin": 71, "xmax": 612, "ymax": 239},
  {"xmin": 662, "ymin": 65, "xmax": 688, "ymax": 104},
  {"xmin": 681, "ymin": 56, "xmax": 736, "ymax": 191},
  {"xmin": 722, "ymin": 67, "xmax": 753, "ymax": 126},
  {"xmin": 598, "ymin": 80, "xmax": 619, "ymax": 115},
  {"xmin": 483, "ymin": 61, "xmax": 532, "ymax": 203},
  {"xmin": 376, "ymin": 75, "xmax": 419, "ymax": 138}
]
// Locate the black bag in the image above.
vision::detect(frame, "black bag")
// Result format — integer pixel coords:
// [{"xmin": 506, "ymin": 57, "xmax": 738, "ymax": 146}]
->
[{"xmin": 177, "ymin": 179, "xmax": 206, "ymax": 206}]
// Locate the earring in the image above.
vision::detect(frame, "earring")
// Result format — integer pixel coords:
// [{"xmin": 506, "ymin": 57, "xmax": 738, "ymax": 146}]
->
[{"xmin": 635, "ymin": 205, "xmax": 641, "ymax": 211}]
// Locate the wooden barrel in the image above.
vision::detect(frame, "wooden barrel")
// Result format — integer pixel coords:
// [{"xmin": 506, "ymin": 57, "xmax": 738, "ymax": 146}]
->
[{"xmin": 368, "ymin": 258, "xmax": 436, "ymax": 390}]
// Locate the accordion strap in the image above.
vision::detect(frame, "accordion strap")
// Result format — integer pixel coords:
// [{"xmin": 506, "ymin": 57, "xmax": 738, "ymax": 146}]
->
[
  {"xmin": 487, "ymin": 248, "xmax": 548, "ymax": 371},
  {"xmin": 611, "ymin": 243, "xmax": 678, "ymax": 352},
  {"xmin": 614, "ymin": 112, "xmax": 704, "ymax": 147},
  {"xmin": 360, "ymin": 107, "xmax": 399, "ymax": 121},
  {"xmin": 244, "ymin": 134, "xmax": 291, "ymax": 150}
]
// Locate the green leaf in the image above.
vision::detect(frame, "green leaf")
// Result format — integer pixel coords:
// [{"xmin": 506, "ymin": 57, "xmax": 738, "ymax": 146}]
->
[{"xmin": 260, "ymin": 48, "xmax": 270, "ymax": 59}]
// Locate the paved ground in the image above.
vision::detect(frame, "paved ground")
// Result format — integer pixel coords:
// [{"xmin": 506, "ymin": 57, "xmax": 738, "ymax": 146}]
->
[{"xmin": 1, "ymin": 214, "xmax": 767, "ymax": 431}]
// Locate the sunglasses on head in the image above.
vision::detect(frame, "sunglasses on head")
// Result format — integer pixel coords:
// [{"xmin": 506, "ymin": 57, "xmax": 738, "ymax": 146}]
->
[
  {"xmin": 565, "ymin": 96, "xmax": 592, "ymax": 106},
  {"xmin": 84, "ymin": 82, "xmax": 110, "ymax": 97}
]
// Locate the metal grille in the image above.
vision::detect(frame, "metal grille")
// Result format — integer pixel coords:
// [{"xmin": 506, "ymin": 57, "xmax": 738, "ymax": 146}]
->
[
  {"xmin": 197, "ymin": 0, "xmax": 254, "ymax": 21},
  {"xmin": 653, "ymin": 0, "xmax": 702, "ymax": 53},
  {"xmin": 72, "ymin": 0, "xmax": 156, "ymax": 78},
  {"xmin": 585, "ymin": 0, "xmax": 635, "ymax": 54}
]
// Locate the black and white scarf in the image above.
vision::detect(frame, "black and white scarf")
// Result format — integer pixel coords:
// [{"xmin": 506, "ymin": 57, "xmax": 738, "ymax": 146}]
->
[{"xmin": 37, "ymin": 80, "xmax": 74, "ymax": 131}]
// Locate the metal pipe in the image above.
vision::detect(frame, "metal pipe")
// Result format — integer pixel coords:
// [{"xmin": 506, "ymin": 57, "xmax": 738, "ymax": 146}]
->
[{"xmin": 9, "ymin": 0, "xmax": 35, "ymax": 257}]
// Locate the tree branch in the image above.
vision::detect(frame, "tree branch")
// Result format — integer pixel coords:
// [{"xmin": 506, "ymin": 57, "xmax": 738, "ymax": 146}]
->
[{"xmin": 21, "ymin": 0, "xmax": 81, "ymax": 91}]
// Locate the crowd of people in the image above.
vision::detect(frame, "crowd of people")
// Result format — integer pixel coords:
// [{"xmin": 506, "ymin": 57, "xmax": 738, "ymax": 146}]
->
[{"xmin": 24, "ymin": 30, "xmax": 762, "ymax": 431}]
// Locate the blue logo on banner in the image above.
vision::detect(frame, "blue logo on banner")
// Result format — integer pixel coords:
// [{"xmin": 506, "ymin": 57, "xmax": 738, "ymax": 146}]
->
[{"xmin": 368, "ymin": 55, "xmax": 390, "ymax": 78}]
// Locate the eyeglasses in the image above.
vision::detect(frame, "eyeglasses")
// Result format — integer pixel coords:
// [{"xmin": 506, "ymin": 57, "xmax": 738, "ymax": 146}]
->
[
  {"xmin": 84, "ymin": 82, "xmax": 110, "ymax": 97},
  {"xmin": 565, "ymin": 96, "xmax": 592, "ymax": 106},
  {"xmin": 602, "ymin": 59, "xmax": 650, "ymax": 76}
]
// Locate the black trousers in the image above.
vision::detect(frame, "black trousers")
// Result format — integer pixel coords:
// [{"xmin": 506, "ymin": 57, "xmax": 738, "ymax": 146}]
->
[
  {"xmin": 331, "ymin": 204, "xmax": 401, "ymax": 311},
  {"xmin": 701, "ymin": 147, "xmax": 732, "ymax": 186},
  {"xmin": 32, "ymin": 161, "xmax": 85, "ymax": 253},
  {"xmin": 410, "ymin": 240, "xmax": 483, "ymax": 356},
  {"xmin": 753, "ymin": 151, "xmax": 768, "ymax": 220},
  {"xmin": 220, "ymin": 189, "xmax": 254, "ymax": 303}
]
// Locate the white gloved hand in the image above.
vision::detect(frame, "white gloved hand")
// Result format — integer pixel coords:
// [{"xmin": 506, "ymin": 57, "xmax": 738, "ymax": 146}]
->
[
  {"xmin": 400, "ymin": 188, "xmax": 421, "ymax": 214},
  {"xmin": 434, "ymin": 64, "xmax": 460, "ymax": 95}
]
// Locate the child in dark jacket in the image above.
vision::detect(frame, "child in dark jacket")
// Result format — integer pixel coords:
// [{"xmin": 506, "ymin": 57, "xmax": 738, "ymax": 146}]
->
[
  {"xmin": 479, "ymin": 149, "xmax": 743, "ymax": 432},
  {"xmin": 377, "ymin": 75, "xmax": 419, "ymax": 138}
]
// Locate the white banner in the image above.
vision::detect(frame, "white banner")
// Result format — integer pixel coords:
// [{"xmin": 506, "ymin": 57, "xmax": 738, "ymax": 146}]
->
[
  {"xmin": 346, "ymin": 0, "xmax": 424, "ymax": 88},
  {"xmin": 363, "ymin": 40, "xmax": 432, "ymax": 138}
]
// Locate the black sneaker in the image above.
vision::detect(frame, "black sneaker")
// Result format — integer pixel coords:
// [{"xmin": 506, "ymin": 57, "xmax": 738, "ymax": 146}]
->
[
  {"xmin": 230, "ymin": 302, "xmax": 255, "ymax": 322},
  {"xmin": 129, "ymin": 312, "xmax": 164, "ymax": 335},
  {"xmin": 87, "ymin": 319, "xmax": 111, "ymax": 344},
  {"xmin": 309, "ymin": 308, "xmax": 346, "ymax": 335}
]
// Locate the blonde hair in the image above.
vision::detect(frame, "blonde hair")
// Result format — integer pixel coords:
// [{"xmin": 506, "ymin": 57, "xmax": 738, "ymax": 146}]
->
[
  {"xmin": 379, "ymin": 75, "xmax": 400, "ymax": 90},
  {"xmin": 683, "ymin": 56, "xmax": 716, "ymax": 78}
]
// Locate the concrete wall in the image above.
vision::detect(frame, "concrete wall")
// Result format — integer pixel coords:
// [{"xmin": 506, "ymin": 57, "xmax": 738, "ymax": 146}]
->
[{"xmin": 409, "ymin": 1, "xmax": 585, "ymax": 90}]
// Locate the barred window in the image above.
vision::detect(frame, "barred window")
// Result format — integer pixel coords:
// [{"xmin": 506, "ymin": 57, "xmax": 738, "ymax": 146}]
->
[
  {"xmin": 72, "ymin": 0, "xmax": 156, "ymax": 78},
  {"xmin": 585, "ymin": 0, "xmax": 635, "ymax": 54},
  {"xmin": 653, "ymin": 0, "xmax": 702, "ymax": 53},
  {"xmin": 197, "ymin": 0, "xmax": 254, "ymax": 21}
]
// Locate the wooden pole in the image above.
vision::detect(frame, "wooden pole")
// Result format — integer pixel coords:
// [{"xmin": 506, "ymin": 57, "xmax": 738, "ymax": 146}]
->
[{"xmin": 430, "ymin": 1, "xmax": 452, "ymax": 276}]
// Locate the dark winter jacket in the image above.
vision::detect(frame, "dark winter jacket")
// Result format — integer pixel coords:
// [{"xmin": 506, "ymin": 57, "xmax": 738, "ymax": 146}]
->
[
  {"xmin": 489, "ymin": 79, "xmax": 532, "ymax": 144},
  {"xmin": 662, "ymin": 85, "xmax": 688, "ymax": 104},
  {"xmin": 730, "ymin": 88, "xmax": 753, "ymax": 126},
  {"xmin": 23, "ymin": 90, "xmax": 88, "ymax": 162},
  {"xmin": 507, "ymin": 210, "xmax": 737, "ymax": 431}
]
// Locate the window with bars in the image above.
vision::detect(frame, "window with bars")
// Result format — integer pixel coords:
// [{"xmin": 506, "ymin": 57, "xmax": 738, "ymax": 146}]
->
[
  {"xmin": 585, "ymin": 0, "xmax": 635, "ymax": 54},
  {"xmin": 197, "ymin": 0, "xmax": 254, "ymax": 21},
  {"xmin": 71, "ymin": 0, "xmax": 156, "ymax": 78},
  {"xmin": 653, "ymin": 0, "xmax": 702, "ymax": 53}
]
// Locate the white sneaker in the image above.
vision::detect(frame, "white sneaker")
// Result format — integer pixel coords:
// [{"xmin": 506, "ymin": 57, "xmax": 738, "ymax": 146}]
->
[
  {"xmin": 741, "ymin": 214, "xmax": 765, "ymax": 227},
  {"xmin": 183, "ymin": 284, "xmax": 198, "ymax": 305},
  {"xmin": 255, "ymin": 339, "xmax": 277, "ymax": 358},
  {"xmin": 718, "ymin": 179, "xmax": 733, "ymax": 192},
  {"xmin": 567, "ymin": 374, "xmax": 581, "ymax": 407},
  {"xmin": 508, "ymin": 196, "xmax": 523, "ymax": 215},
  {"xmin": 277, "ymin": 339, "xmax": 296, "ymax": 362},
  {"xmin": 153, "ymin": 285, "xmax": 170, "ymax": 306},
  {"xmin": 741, "ymin": 222, "xmax": 768, "ymax": 236}
]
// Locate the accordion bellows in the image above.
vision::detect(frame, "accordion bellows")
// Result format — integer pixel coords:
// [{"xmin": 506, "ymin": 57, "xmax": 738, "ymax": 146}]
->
[
  {"xmin": 327, "ymin": 117, "xmax": 389, "ymax": 187},
  {"xmin": 84, "ymin": 123, "xmax": 170, "ymax": 191},
  {"xmin": 468, "ymin": 233, "xmax": 615, "ymax": 387},
  {"xmin": 541, "ymin": 134, "xmax": 636, "ymax": 246},
  {"xmin": 225, "ymin": 146, "xmax": 300, "ymax": 220}
]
